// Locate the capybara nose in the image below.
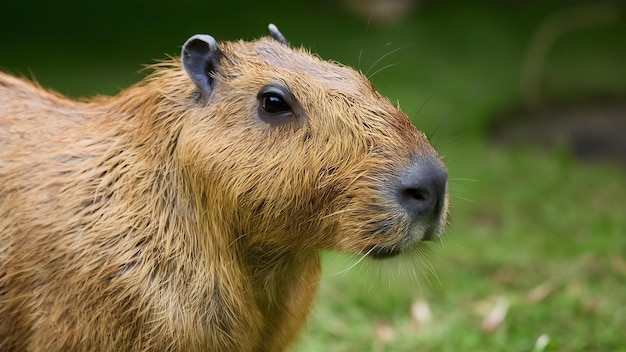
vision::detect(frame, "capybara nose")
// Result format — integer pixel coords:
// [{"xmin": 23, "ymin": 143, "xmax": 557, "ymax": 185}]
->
[{"xmin": 397, "ymin": 157, "xmax": 448, "ymax": 223}]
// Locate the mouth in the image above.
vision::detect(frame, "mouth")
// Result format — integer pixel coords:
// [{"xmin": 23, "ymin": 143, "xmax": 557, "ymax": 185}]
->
[
  {"xmin": 364, "ymin": 225, "xmax": 440, "ymax": 260},
  {"xmin": 367, "ymin": 245, "xmax": 402, "ymax": 259}
]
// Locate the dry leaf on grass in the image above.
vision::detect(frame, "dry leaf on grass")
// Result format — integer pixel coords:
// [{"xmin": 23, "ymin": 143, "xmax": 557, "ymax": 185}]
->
[
  {"xmin": 481, "ymin": 297, "xmax": 509, "ymax": 334},
  {"xmin": 374, "ymin": 321, "xmax": 395, "ymax": 343},
  {"xmin": 410, "ymin": 299, "xmax": 432, "ymax": 325},
  {"xmin": 533, "ymin": 333, "xmax": 550, "ymax": 351},
  {"xmin": 527, "ymin": 282, "xmax": 555, "ymax": 303}
]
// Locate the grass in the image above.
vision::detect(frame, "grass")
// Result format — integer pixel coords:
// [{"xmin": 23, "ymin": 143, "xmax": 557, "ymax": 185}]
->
[{"xmin": 2, "ymin": 1, "xmax": 625, "ymax": 350}]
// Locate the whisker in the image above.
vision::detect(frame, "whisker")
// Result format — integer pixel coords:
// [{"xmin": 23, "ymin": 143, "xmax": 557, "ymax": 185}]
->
[
  {"xmin": 426, "ymin": 122, "xmax": 447, "ymax": 147},
  {"xmin": 357, "ymin": 11, "xmax": 376, "ymax": 70},
  {"xmin": 365, "ymin": 44, "xmax": 411, "ymax": 76},
  {"xmin": 448, "ymin": 177, "xmax": 480, "ymax": 183},
  {"xmin": 410, "ymin": 94, "xmax": 433, "ymax": 120},
  {"xmin": 357, "ymin": 50, "xmax": 363, "ymax": 71},
  {"xmin": 419, "ymin": 251, "xmax": 441, "ymax": 285},
  {"xmin": 435, "ymin": 135, "xmax": 462, "ymax": 149},
  {"xmin": 367, "ymin": 63, "xmax": 399, "ymax": 80},
  {"xmin": 452, "ymin": 195, "xmax": 477, "ymax": 204},
  {"xmin": 437, "ymin": 236, "xmax": 446, "ymax": 251},
  {"xmin": 328, "ymin": 247, "xmax": 375, "ymax": 278}
]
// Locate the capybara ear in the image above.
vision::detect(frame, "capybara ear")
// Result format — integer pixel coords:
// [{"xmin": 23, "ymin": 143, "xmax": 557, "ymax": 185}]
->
[
  {"xmin": 181, "ymin": 34, "xmax": 223, "ymax": 99},
  {"xmin": 268, "ymin": 23, "xmax": 288, "ymax": 46}
]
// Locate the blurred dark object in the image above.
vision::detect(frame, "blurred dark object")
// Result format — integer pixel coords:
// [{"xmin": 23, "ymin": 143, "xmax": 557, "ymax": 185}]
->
[
  {"xmin": 340, "ymin": 0, "xmax": 420, "ymax": 24},
  {"xmin": 491, "ymin": 102, "xmax": 626, "ymax": 168},
  {"xmin": 521, "ymin": 1, "xmax": 621, "ymax": 109}
]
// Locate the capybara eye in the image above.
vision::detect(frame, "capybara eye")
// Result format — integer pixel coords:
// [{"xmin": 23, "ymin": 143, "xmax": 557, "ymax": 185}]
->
[
  {"xmin": 257, "ymin": 85, "xmax": 299, "ymax": 125},
  {"xmin": 261, "ymin": 92, "xmax": 290, "ymax": 113}
]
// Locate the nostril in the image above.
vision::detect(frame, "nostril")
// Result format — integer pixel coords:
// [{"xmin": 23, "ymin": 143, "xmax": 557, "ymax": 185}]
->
[
  {"xmin": 400, "ymin": 185, "xmax": 437, "ymax": 217},
  {"xmin": 396, "ymin": 158, "xmax": 447, "ymax": 219},
  {"xmin": 402, "ymin": 187, "xmax": 429, "ymax": 202}
]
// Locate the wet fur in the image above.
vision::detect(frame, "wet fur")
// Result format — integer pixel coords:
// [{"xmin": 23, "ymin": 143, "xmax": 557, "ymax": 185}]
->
[{"xmin": 0, "ymin": 37, "xmax": 445, "ymax": 351}]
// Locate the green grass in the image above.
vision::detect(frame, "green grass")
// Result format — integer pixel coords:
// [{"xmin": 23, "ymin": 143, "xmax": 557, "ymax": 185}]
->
[{"xmin": 2, "ymin": 1, "xmax": 625, "ymax": 350}]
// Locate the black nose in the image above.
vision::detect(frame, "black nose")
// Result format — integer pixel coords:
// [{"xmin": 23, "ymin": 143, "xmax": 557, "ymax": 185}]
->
[{"xmin": 397, "ymin": 157, "xmax": 448, "ymax": 221}]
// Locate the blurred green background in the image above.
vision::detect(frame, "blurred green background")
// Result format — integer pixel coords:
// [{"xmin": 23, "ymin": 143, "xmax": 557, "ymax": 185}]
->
[{"xmin": 2, "ymin": 0, "xmax": 625, "ymax": 350}]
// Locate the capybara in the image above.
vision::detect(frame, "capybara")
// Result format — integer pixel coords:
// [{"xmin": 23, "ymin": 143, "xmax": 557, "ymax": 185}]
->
[{"xmin": 0, "ymin": 24, "xmax": 448, "ymax": 351}]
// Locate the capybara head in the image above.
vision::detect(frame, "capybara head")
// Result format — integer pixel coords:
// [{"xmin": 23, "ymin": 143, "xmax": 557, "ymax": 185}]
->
[{"xmin": 176, "ymin": 25, "xmax": 448, "ymax": 259}]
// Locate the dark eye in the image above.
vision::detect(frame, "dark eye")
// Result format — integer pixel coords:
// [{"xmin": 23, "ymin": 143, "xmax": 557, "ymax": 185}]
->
[
  {"xmin": 261, "ymin": 92, "xmax": 291, "ymax": 113},
  {"xmin": 257, "ymin": 85, "xmax": 301, "ymax": 125}
]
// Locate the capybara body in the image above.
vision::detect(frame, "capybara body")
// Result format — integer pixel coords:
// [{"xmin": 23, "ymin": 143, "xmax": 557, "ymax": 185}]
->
[{"xmin": 0, "ymin": 26, "xmax": 448, "ymax": 351}]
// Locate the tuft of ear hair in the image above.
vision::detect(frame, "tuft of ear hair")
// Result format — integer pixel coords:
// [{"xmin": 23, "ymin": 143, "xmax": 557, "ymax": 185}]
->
[
  {"xmin": 268, "ymin": 23, "xmax": 288, "ymax": 46},
  {"xmin": 181, "ymin": 34, "xmax": 223, "ymax": 100}
]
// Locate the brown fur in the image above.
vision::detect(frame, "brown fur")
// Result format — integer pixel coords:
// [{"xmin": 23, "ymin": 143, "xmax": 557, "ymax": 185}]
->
[{"xmin": 0, "ymin": 36, "xmax": 447, "ymax": 351}]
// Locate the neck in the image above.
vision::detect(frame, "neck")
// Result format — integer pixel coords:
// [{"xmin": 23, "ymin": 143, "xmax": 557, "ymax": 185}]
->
[{"xmin": 90, "ymin": 63, "xmax": 322, "ymax": 349}]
